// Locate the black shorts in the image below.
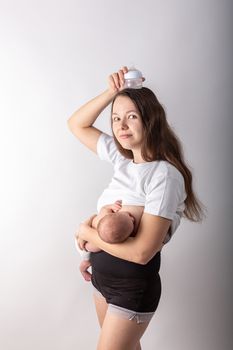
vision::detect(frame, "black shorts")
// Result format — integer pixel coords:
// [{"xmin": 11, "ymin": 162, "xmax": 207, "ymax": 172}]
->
[{"xmin": 90, "ymin": 251, "xmax": 161, "ymax": 313}]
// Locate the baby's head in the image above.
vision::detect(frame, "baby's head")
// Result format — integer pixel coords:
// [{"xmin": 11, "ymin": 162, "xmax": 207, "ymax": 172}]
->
[{"xmin": 97, "ymin": 211, "xmax": 135, "ymax": 243}]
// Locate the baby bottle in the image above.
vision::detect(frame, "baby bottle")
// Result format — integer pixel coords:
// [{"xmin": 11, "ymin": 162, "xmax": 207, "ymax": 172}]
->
[{"xmin": 124, "ymin": 67, "xmax": 143, "ymax": 89}]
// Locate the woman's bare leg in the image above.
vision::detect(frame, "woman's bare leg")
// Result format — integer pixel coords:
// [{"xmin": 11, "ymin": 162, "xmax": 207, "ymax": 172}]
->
[
  {"xmin": 93, "ymin": 293, "xmax": 143, "ymax": 349},
  {"xmin": 93, "ymin": 293, "xmax": 108, "ymax": 327},
  {"xmin": 97, "ymin": 311, "xmax": 150, "ymax": 350}
]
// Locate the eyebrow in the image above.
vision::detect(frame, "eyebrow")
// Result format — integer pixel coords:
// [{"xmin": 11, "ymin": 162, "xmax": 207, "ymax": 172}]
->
[{"xmin": 112, "ymin": 110, "xmax": 138, "ymax": 115}]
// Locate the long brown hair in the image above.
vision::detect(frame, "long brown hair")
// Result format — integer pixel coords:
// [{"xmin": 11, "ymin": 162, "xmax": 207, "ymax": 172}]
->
[{"xmin": 111, "ymin": 87, "xmax": 206, "ymax": 222}]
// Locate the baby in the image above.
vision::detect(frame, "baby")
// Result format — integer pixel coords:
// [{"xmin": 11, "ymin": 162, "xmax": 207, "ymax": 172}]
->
[
  {"xmin": 77, "ymin": 200, "xmax": 144, "ymax": 281},
  {"xmin": 92, "ymin": 200, "xmax": 135, "ymax": 243}
]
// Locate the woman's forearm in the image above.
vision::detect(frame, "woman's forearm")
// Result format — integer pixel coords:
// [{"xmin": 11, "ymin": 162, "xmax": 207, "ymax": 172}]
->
[
  {"xmin": 78, "ymin": 213, "xmax": 168, "ymax": 265},
  {"xmin": 67, "ymin": 89, "xmax": 116, "ymax": 129},
  {"xmin": 79, "ymin": 224, "xmax": 145, "ymax": 265}
]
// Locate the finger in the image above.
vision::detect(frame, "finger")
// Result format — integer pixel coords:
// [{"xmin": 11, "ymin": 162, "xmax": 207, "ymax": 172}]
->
[
  {"xmin": 112, "ymin": 201, "xmax": 122, "ymax": 209},
  {"xmin": 83, "ymin": 260, "xmax": 91, "ymax": 268},
  {"xmin": 81, "ymin": 270, "xmax": 92, "ymax": 282},
  {"xmin": 80, "ymin": 242, "xmax": 86, "ymax": 250},
  {"xmin": 108, "ymin": 75, "xmax": 118, "ymax": 92},
  {"xmin": 112, "ymin": 205, "xmax": 120, "ymax": 212},
  {"xmin": 115, "ymin": 202, "xmax": 122, "ymax": 210},
  {"xmin": 121, "ymin": 66, "xmax": 128, "ymax": 73},
  {"xmin": 79, "ymin": 261, "xmax": 92, "ymax": 280},
  {"xmin": 78, "ymin": 239, "xmax": 86, "ymax": 250},
  {"xmin": 112, "ymin": 73, "xmax": 120, "ymax": 89},
  {"xmin": 114, "ymin": 203, "xmax": 122, "ymax": 210},
  {"xmin": 118, "ymin": 70, "xmax": 125, "ymax": 86}
]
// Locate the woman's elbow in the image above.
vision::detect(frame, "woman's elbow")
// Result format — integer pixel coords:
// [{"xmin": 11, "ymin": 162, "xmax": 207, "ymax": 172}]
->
[
  {"xmin": 67, "ymin": 118, "xmax": 74, "ymax": 131},
  {"xmin": 132, "ymin": 253, "xmax": 148, "ymax": 265},
  {"xmin": 67, "ymin": 118, "xmax": 77, "ymax": 131},
  {"xmin": 134, "ymin": 249, "xmax": 160, "ymax": 265},
  {"xmin": 136, "ymin": 255, "xmax": 151, "ymax": 265}
]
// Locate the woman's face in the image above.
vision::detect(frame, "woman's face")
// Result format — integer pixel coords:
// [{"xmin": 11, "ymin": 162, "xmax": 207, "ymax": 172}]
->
[{"xmin": 111, "ymin": 95, "xmax": 144, "ymax": 155}]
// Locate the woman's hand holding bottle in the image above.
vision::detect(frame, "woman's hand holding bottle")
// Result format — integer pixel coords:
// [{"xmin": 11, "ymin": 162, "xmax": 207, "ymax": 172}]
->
[{"xmin": 107, "ymin": 66, "xmax": 129, "ymax": 95}]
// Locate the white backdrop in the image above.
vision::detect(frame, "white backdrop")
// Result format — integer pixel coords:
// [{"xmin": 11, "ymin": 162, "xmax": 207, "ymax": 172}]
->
[{"xmin": 0, "ymin": 0, "xmax": 232, "ymax": 349}]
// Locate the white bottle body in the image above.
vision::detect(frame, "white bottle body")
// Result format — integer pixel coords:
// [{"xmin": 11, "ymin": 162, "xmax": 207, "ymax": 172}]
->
[
  {"xmin": 124, "ymin": 67, "xmax": 143, "ymax": 89},
  {"xmin": 124, "ymin": 78, "xmax": 143, "ymax": 89}
]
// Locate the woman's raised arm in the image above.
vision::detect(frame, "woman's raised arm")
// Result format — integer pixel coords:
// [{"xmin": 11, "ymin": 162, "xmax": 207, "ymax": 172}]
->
[{"xmin": 67, "ymin": 67, "xmax": 128, "ymax": 153}]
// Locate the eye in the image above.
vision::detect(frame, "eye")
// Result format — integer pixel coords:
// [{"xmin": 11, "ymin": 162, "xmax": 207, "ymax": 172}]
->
[
  {"xmin": 112, "ymin": 116, "xmax": 120, "ymax": 122},
  {"xmin": 128, "ymin": 114, "xmax": 137, "ymax": 119}
]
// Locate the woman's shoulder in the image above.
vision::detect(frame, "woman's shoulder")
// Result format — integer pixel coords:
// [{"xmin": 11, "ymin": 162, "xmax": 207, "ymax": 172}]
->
[{"xmin": 146, "ymin": 160, "xmax": 184, "ymax": 184}]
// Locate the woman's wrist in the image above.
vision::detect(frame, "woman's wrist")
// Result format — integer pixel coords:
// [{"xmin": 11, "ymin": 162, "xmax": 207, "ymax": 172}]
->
[{"xmin": 102, "ymin": 89, "xmax": 118, "ymax": 103}]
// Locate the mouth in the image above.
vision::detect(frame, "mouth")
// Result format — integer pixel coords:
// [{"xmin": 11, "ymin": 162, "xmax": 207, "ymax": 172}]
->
[{"xmin": 119, "ymin": 134, "xmax": 132, "ymax": 139}]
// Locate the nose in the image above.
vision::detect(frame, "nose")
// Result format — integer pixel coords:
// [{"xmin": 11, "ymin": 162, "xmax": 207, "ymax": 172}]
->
[{"xmin": 119, "ymin": 118, "xmax": 128, "ymax": 129}]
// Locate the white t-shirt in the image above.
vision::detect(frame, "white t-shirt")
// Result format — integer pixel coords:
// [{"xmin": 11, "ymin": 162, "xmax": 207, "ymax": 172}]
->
[{"xmin": 96, "ymin": 133, "xmax": 187, "ymax": 244}]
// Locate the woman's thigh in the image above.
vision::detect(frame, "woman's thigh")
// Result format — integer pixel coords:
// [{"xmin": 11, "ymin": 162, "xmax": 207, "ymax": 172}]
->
[
  {"xmin": 97, "ymin": 311, "xmax": 150, "ymax": 350},
  {"xmin": 93, "ymin": 293, "xmax": 142, "ymax": 350},
  {"xmin": 93, "ymin": 292, "xmax": 108, "ymax": 327}
]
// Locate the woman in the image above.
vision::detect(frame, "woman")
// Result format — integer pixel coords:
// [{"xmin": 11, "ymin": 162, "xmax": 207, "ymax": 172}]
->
[{"xmin": 68, "ymin": 66, "xmax": 204, "ymax": 350}]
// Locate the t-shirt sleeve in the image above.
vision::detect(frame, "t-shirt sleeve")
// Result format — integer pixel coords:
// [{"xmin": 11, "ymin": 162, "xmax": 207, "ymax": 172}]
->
[
  {"xmin": 144, "ymin": 174, "xmax": 185, "ymax": 220},
  {"xmin": 96, "ymin": 132, "xmax": 121, "ymax": 164}
]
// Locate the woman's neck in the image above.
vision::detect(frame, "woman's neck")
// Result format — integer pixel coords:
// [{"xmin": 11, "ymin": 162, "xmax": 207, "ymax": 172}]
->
[{"xmin": 132, "ymin": 150, "xmax": 147, "ymax": 164}]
